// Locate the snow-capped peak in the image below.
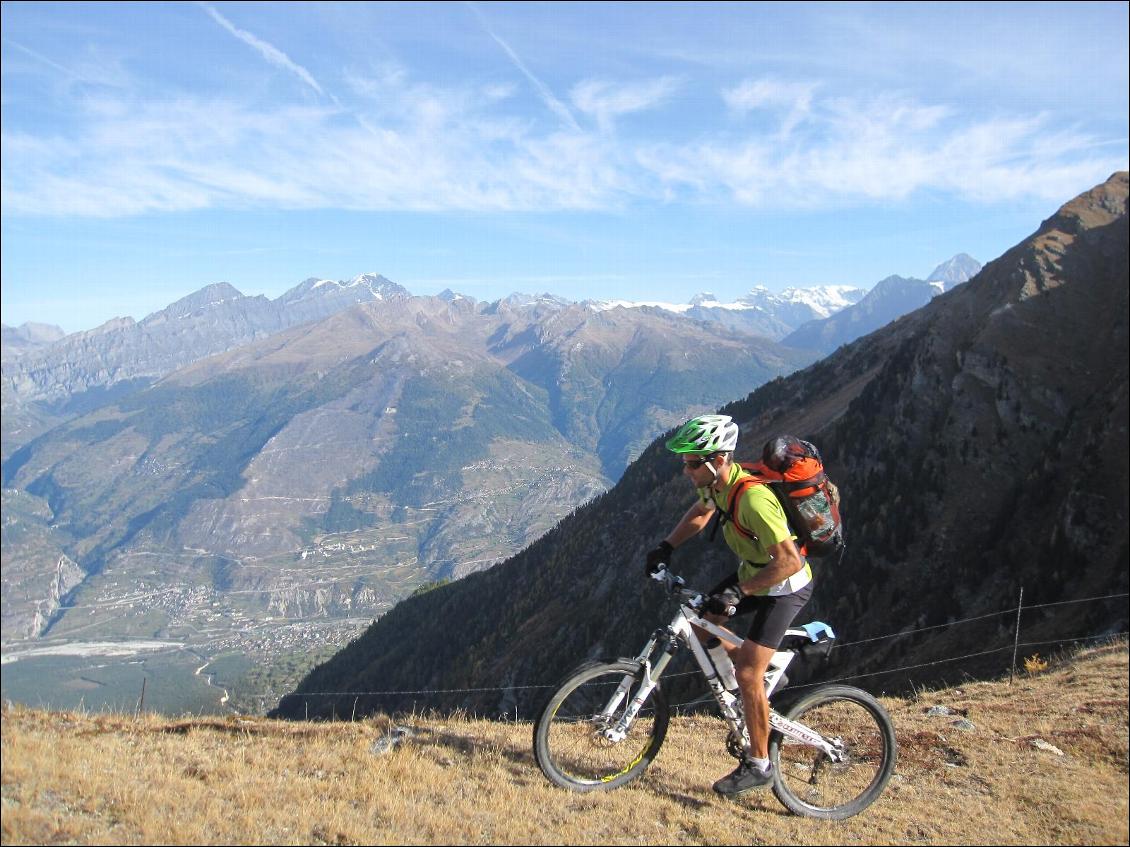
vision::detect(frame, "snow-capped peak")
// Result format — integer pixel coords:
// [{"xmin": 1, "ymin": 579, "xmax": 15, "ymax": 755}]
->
[
  {"xmin": 278, "ymin": 273, "xmax": 410, "ymax": 306},
  {"xmin": 689, "ymin": 292, "xmax": 721, "ymax": 307},
  {"xmin": 776, "ymin": 285, "xmax": 868, "ymax": 318},
  {"xmin": 927, "ymin": 254, "xmax": 981, "ymax": 286},
  {"xmin": 586, "ymin": 282, "xmax": 870, "ymax": 338},
  {"xmin": 588, "ymin": 298, "xmax": 690, "ymax": 313}
]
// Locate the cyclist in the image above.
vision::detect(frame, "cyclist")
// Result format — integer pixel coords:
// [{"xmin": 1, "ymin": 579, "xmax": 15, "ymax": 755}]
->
[{"xmin": 645, "ymin": 413, "xmax": 813, "ymax": 798}]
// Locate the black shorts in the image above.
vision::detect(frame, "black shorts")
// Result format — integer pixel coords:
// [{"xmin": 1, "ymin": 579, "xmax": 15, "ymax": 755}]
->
[{"xmin": 709, "ymin": 573, "xmax": 813, "ymax": 649}]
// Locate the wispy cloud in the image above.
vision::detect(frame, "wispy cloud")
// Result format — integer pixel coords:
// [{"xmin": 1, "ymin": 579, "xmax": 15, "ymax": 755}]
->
[
  {"xmin": 571, "ymin": 77, "xmax": 680, "ymax": 133},
  {"xmin": 723, "ymin": 78, "xmax": 816, "ymax": 114},
  {"xmin": 200, "ymin": 4, "xmax": 325, "ymax": 97},
  {"xmin": 639, "ymin": 86, "xmax": 1122, "ymax": 208},
  {"xmin": 723, "ymin": 78, "xmax": 817, "ymax": 138},
  {"xmin": 1, "ymin": 65, "xmax": 1123, "ymax": 219},
  {"xmin": 0, "ymin": 88, "xmax": 622, "ymax": 216}
]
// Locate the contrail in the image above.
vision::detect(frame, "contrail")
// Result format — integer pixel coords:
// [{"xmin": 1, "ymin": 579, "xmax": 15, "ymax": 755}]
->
[
  {"xmin": 466, "ymin": 3, "xmax": 581, "ymax": 132},
  {"xmin": 3, "ymin": 37, "xmax": 85, "ymax": 81},
  {"xmin": 200, "ymin": 3, "xmax": 325, "ymax": 97}
]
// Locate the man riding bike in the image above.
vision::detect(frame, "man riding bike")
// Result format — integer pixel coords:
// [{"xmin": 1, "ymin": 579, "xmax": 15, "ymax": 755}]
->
[{"xmin": 645, "ymin": 414, "xmax": 813, "ymax": 798}]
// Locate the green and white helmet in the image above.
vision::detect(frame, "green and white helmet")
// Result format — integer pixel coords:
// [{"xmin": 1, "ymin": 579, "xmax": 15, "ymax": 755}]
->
[{"xmin": 665, "ymin": 414, "xmax": 739, "ymax": 455}]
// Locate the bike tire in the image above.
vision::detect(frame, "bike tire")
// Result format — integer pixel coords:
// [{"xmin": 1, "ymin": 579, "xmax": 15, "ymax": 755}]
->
[
  {"xmin": 533, "ymin": 659, "xmax": 669, "ymax": 791},
  {"xmin": 769, "ymin": 684, "xmax": 897, "ymax": 820}
]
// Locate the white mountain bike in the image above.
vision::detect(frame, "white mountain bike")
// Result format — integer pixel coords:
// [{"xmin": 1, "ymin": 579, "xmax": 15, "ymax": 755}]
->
[{"xmin": 532, "ymin": 567, "xmax": 897, "ymax": 820}]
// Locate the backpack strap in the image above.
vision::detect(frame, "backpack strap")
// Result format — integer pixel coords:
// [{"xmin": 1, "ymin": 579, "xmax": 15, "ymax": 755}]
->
[
  {"xmin": 719, "ymin": 471, "xmax": 766, "ymax": 543},
  {"xmin": 705, "ymin": 503, "xmax": 723, "ymax": 542}
]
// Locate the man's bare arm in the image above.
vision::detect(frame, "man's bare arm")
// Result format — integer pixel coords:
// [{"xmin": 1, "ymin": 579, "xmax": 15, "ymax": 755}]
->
[{"xmin": 737, "ymin": 538, "xmax": 804, "ymax": 595}]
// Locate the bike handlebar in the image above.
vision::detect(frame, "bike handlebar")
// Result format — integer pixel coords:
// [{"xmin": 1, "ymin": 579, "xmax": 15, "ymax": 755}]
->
[{"xmin": 649, "ymin": 565, "xmax": 706, "ymax": 609}]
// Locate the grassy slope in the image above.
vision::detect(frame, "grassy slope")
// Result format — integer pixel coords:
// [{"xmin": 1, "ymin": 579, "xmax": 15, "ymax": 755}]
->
[{"xmin": 2, "ymin": 640, "xmax": 1126, "ymax": 846}]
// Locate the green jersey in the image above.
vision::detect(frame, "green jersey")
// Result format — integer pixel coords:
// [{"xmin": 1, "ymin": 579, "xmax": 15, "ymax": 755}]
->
[{"xmin": 698, "ymin": 463, "xmax": 813, "ymax": 595}]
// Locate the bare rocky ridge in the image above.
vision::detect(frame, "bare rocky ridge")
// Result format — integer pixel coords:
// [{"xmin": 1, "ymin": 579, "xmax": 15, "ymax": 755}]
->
[{"xmin": 0, "ymin": 490, "xmax": 83, "ymax": 639}]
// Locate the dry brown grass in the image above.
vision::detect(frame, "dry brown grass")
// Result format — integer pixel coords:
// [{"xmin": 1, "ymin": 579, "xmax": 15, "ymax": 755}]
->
[{"xmin": 2, "ymin": 641, "xmax": 1127, "ymax": 846}]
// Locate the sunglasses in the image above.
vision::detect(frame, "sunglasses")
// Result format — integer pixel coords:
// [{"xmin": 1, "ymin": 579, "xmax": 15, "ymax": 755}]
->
[{"xmin": 683, "ymin": 457, "xmax": 712, "ymax": 469}]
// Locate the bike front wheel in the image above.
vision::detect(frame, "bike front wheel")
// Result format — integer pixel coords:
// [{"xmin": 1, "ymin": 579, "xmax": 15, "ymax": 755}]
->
[
  {"xmin": 770, "ymin": 684, "xmax": 897, "ymax": 820},
  {"xmin": 533, "ymin": 659, "xmax": 669, "ymax": 791}
]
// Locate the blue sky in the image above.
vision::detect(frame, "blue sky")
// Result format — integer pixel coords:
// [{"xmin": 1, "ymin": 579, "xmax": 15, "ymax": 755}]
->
[{"xmin": 2, "ymin": 2, "xmax": 1127, "ymax": 333}]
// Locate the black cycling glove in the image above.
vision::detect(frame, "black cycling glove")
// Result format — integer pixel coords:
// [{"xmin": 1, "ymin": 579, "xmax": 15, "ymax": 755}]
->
[
  {"xmin": 645, "ymin": 540, "xmax": 674, "ymax": 576},
  {"xmin": 705, "ymin": 587, "xmax": 742, "ymax": 617}
]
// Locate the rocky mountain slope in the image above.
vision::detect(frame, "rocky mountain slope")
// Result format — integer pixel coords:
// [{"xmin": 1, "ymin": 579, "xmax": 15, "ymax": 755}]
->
[
  {"xmin": 276, "ymin": 175, "xmax": 1126, "ymax": 720},
  {"xmin": 0, "ymin": 274, "xmax": 408, "ymax": 459},
  {"xmin": 1, "ymin": 323, "xmax": 66, "ymax": 362},
  {"xmin": 781, "ymin": 253, "xmax": 981, "ymax": 353},
  {"xmin": 0, "ymin": 294, "xmax": 814, "ymax": 644}
]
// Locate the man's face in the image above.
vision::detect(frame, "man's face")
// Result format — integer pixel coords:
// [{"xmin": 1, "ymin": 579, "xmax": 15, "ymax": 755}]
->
[{"xmin": 681, "ymin": 453, "xmax": 717, "ymax": 486}]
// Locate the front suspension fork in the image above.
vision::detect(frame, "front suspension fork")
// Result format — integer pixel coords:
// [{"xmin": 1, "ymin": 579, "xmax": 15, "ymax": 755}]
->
[{"xmin": 600, "ymin": 630, "xmax": 677, "ymax": 742}]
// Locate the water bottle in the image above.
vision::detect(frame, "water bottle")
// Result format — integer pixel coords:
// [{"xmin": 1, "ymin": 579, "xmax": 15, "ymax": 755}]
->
[{"xmin": 796, "ymin": 491, "xmax": 830, "ymax": 528}]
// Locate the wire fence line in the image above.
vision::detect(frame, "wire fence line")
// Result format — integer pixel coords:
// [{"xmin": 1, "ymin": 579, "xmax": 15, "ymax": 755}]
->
[
  {"xmin": 785, "ymin": 631, "xmax": 1130, "ymax": 691},
  {"xmin": 831, "ymin": 591, "xmax": 1130, "ymax": 650},
  {"xmin": 663, "ymin": 630, "xmax": 1130, "ymax": 713},
  {"xmin": 278, "ymin": 588, "xmax": 1128, "ymax": 707}
]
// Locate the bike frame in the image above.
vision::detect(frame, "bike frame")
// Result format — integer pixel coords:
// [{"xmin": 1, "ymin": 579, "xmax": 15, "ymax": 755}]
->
[{"xmin": 598, "ymin": 580, "xmax": 842, "ymax": 761}]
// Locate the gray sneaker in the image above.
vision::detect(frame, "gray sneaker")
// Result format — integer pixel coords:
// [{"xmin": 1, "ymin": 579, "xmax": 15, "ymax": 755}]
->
[{"xmin": 712, "ymin": 760, "xmax": 774, "ymax": 797}]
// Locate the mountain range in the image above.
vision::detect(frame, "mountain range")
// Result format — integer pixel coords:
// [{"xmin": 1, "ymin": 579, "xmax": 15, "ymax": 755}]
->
[
  {"xmin": 273, "ymin": 173, "xmax": 1128, "ymax": 721},
  {"xmin": 3, "ymin": 247, "xmax": 986, "ymax": 712},
  {"xmin": 588, "ymin": 254, "xmax": 980, "ymax": 350},
  {"xmin": 0, "ymin": 292, "xmax": 815, "ymax": 653},
  {"xmin": 2, "ymin": 257, "xmax": 978, "ymax": 453},
  {"xmin": 590, "ymin": 285, "xmax": 868, "ymax": 340},
  {"xmin": 781, "ymin": 253, "xmax": 982, "ymax": 353}
]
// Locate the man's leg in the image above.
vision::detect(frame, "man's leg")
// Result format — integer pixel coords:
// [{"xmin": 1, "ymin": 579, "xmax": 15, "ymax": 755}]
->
[
  {"xmin": 733, "ymin": 639, "xmax": 775, "ymax": 759},
  {"xmin": 712, "ymin": 586, "xmax": 813, "ymax": 797},
  {"xmin": 733, "ymin": 584, "xmax": 813, "ymax": 759},
  {"xmin": 711, "ymin": 639, "xmax": 777, "ymax": 797}
]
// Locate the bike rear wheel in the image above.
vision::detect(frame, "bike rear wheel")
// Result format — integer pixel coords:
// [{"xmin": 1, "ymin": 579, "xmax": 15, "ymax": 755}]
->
[
  {"xmin": 769, "ymin": 684, "xmax": 897, "ymax": 820},
  {"xmin": 533, "ymin": 659, "xmax": 669, "ymax": 791}
]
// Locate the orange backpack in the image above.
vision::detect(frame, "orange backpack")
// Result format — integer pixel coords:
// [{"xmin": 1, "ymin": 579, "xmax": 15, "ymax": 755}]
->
[{"xmin": 719, "ymin": 436, "xmax": 844, "ymax": 559}]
